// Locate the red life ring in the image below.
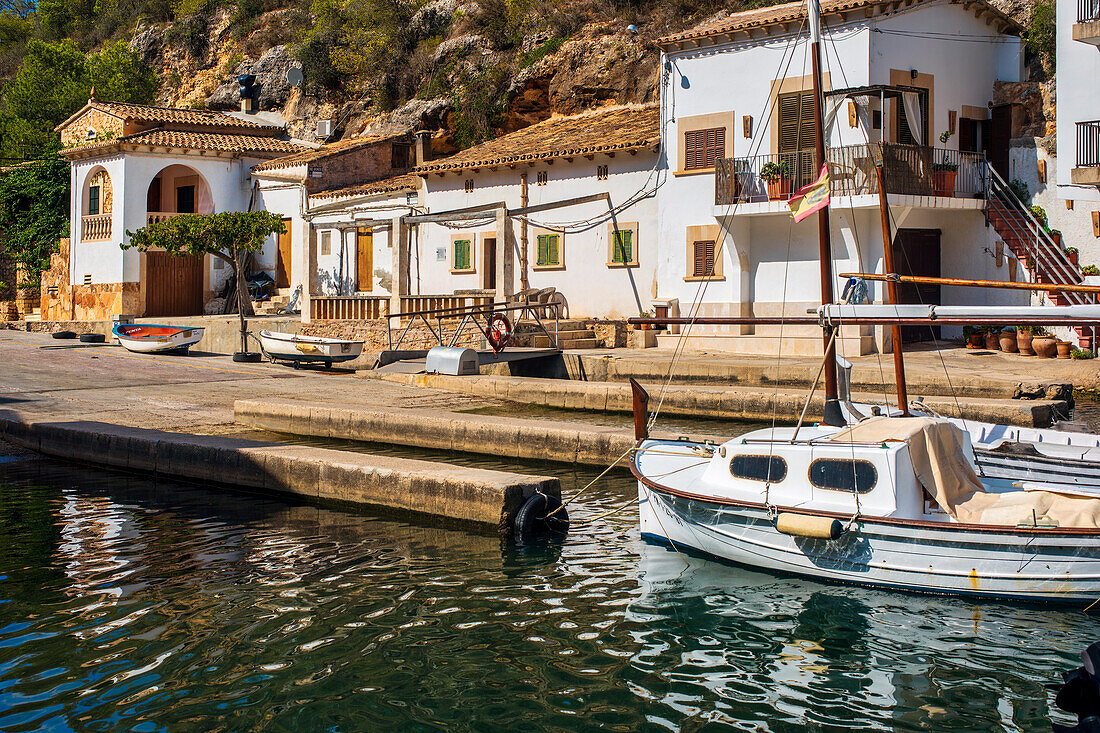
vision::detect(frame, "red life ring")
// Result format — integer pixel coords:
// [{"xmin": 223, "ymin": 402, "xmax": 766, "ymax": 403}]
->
[{"xmin": 486, "ymin": 313, "xmax": 512, "ymax": 353}]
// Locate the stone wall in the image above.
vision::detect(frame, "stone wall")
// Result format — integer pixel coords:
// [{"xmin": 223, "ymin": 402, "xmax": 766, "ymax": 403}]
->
[
  {"xmin": 40, "ymin": 238, "xmax": 144, "ymax": 321},
  {"xmin": 59, "ymin": 108, "xmax": 127, "ymax": 149},
  {"xmin": 302, "ymin": 319, "xmax": 485, "ymax": 350}
]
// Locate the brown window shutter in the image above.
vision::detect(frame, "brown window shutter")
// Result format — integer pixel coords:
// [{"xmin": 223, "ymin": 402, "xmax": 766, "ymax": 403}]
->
[
  {"xmin": 705, "ymin": 240, "xmax": 715, "ymax": 276},
  {"xmin": 958, "ymin": 118, "xmax": 973, "ymax": 153},
  {"xmin": 778, "ymin": 91, "xmax": 816, "ymax": 153}
]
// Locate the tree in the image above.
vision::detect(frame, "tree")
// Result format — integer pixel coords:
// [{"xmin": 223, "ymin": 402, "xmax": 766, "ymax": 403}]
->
[
  {"xmin": 1, "ymin": 38, "xmax": 158, "ymax": 159},
  {"xmin": 0, "ymin": 157, "xmax": 69, "ymax": 290},
  {"xmin": 125, "ymin": 212, "xmax": 285, "ymax": 355}
]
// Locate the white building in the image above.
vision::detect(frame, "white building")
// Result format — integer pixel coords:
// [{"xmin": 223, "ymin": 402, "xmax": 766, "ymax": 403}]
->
[
  {"xmin": 1056, "ymin": 0, "xmax": 1100, "ymax": 204},
  {"xmin": 45, "ymin": 98, "xmax": 309, "ymax": 320},
  {"xmin": 655, "ymin": 0, "xmax": 1027, "ymax": 354}
]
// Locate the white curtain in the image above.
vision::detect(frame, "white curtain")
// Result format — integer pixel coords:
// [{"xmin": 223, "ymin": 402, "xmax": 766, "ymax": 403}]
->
[
  {"xmin": 823, "ymin": 94, "xmax": 848, "ymax": 143},
  {"xmin": 901, "ymin": 92, "xmax": 924, "ymax": 145}
]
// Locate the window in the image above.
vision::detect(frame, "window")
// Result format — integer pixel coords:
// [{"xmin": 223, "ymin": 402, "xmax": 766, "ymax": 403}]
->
[
  {"xmin": 391, "ymin": 142, "xmax": 411, "ymax": 170},
  {"xmin": 611, "ymin": 229, "xmax": 632, "ymax": 264},
  {"xmin": 777, "ymin": 90, "xmax": 815, "ymax": 154},
  {"xmin": 88, "ymin": 185, "xmax": 100, "ymax": 216},
  {"xmin": 320, "ymin": 230, "xmax": 332, "ymax": 256},
  {"xmin": 176, "ymin": 185, "xmax": 195, "ymax": 214},
  {"xmin": 730, "ymin": 455, "xmax": 788, "ymax": 483},
  {"xmin": 537, "ymin": 170, "xmax": 548, "ymax": 186},
  {"xmin": 464, "ymin": 179, "xmax": 474, "ymax": 193},
  {"xmin": 536, "ymin": 234, "xmax": 560, "ymax": 267},
  {"xmin": 809, "ymin": 459, "xmax": 878, "ymax": 494},
  {"xmin": 692, "ymin": 240, "xmax": 715, "ymax": 278},
  {"xmin": 684, "ymin": 127, "xmax": 725, "ymax": 170},
  {"xmin": 452, "ymin": 239, "xmax": 472, "ymax": 271},
  {"xmin": 597, "ymin": 164, "xmax": 609, "ymax": 180}
]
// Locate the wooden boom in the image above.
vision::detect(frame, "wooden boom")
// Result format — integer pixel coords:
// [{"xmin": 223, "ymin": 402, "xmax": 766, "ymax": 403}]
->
[{"xmin": 839, "ymin": 272, "xmax": 1100, "ymax": 294}]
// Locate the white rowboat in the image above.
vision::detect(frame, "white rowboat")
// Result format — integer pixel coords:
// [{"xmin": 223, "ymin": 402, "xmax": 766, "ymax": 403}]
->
[
  {"xmin": 112, "ymin": 324, "xmax": 204, "ymax": 355},
  {"xmin": 258, "ymin": 330, "xmax": 365, "ymax": 368}
]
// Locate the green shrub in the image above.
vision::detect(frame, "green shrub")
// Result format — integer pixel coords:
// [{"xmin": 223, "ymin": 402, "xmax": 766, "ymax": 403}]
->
[
  {"xmin": 1008, "ymin": 178, "xmax": 1029, "ymax": 203},
  {"xmin": 1072, "ymin": 348, "xmax": 1095, "ymax": 360},
  {"xmin": 1027, "ymin": 0, "xmax": 1056, "ymax": 74}
]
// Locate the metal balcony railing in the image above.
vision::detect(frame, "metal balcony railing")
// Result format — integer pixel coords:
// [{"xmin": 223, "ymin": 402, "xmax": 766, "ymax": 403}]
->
[
  {"xmin": 715, "ymin": 143, "xmax": 986, "ymax": 205},
  {"xmin": 1080, "ymin": 0, "xmax": 1100, "ymax": 22},
  {"xmin": 1078, "ymin": 120, "xmax": 1100, "ymax": 167}
]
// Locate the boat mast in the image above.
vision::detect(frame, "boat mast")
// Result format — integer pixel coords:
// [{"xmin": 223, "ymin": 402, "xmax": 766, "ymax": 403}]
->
[{"xmin": 808, "ymin": 0, "xmax": 844, "ymax": 426}]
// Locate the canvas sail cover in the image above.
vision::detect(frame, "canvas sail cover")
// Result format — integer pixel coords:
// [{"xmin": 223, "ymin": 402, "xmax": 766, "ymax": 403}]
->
[{"xmin": 829, "ymin": 417, "xmax": 1100, "ymax": 529}]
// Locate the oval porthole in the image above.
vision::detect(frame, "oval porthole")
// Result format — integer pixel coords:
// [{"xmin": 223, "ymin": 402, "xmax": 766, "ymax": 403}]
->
[
  {"xmin": 729, "ymin": 454, "xmax": 788, "ymax": 483},
  {"xmin": 808, "ymin": 458, "xmax": 877, "ymax": 494}
]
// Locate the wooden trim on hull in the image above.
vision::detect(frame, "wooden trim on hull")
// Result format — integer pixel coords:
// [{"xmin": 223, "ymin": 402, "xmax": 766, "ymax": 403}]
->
[{"xmin": 631, "ymin": 439, "xmax": 1100, "ymax": 538}]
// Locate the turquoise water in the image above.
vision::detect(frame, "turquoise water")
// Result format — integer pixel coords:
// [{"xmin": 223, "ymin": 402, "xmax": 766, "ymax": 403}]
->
[{"xmin": 0, "ymin": 453, "xmax": 1095, "ymax": 731}]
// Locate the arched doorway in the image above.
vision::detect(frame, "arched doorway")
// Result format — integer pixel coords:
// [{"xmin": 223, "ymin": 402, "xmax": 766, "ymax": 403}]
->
[{"xmin": 143, "ymin": 165, "xmax": 214, "ymax": 317}]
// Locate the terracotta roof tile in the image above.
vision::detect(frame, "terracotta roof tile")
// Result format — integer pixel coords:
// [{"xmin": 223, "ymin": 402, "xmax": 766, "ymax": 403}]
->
[
  {"xmin": 658, "ymin": 0, "xmax": 1021, "ymax": 47},
  {"xmin": 55, "ymin": 100, "xmax": 284, "ymax": 134},
  {"xmin": 61, "ymin": 129, "xmax": 309, "ymax": 158},
  {"xmin": 252, "ymin": 135, "xmax": 402, "ymax": 173},
  {"xmin": 310, "ymin": 174, "xmax": 419, "ymax": 201},
  {"xmin": 414, "ymin": 104, "xmax": 660, "ymax": 174}
]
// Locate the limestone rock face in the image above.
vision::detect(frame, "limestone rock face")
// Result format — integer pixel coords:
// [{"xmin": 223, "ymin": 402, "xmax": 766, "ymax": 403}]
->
[{"xmin": 207, "ymin": 45, "xmax": 295, "ymax": 111}]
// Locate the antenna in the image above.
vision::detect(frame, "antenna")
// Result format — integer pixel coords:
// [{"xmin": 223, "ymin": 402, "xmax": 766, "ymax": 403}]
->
[{"xmin": 286, "ymin": 67, "xmax": 304, "ymax": 88}]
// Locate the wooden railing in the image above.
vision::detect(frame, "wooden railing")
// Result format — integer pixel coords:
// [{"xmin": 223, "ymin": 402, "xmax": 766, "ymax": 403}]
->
[
  {"xmin": 310, "ymin": 295, "xmax": 390, "ymax": 321},
  {"xmin": 147, "ymin": 211, "xmax": 183, "ymax": 226},
  {"xmin": 81, "ymin": 213, "xmax": 112, "ymax": 242},
  {"xmin": 398, "ymin": 295, "xmax": 493, "ymax": 316},
  {"xmin": 715, "ymin": 143, "xmax": 986, "ymax": 205}
]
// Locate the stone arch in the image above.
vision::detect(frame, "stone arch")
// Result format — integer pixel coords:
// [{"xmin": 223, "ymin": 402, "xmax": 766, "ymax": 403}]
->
[
  {"xmin": 145, "ymin": 163, "xmax": 214, "ymax": 225},
  {"xmin": 82, "ymin": 166, "xmax": 112, "ymax": 217}
]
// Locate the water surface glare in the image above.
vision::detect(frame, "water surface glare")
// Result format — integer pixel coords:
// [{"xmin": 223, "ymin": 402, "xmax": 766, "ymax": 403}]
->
[{"xmin": 0, "ymin": 456, "xmax": 1094, "ymax": 731}]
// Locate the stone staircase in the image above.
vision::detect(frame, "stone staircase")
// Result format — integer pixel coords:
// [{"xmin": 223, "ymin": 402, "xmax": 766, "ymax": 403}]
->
[
  {"xmin": 986, "ymin": 168, "xmax": 1097, "ymax": 350},
  {"xmin": 528, "ymin": 319, "xmax": 599, "ymax": 349},
  {"xmin": 255, "ymin": 288, "xmax": 297, "ymax": 316}
]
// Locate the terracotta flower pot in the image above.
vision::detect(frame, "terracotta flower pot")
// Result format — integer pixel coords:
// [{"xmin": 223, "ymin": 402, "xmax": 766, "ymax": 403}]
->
[
  {"xmin": 984, "ymin": 331, "xmax": 1001, "ymax": 350},
  {"xmin": 1017, "ymin": 330, "xmax": 1034, "ymax": 355},
  {"xmin": 1032, "ymin": 336, "xmax": 1058, "ymax": 358},
  {"xmin": 967, "ymin": 332, "xmax": 984, "ymax": 349},
  {"xmin": 933, "ymin": 170, "xmax": 957, "ymax": 197},
  {"xmin": 766, "ymin": 177, "xmax": 792, "ymax": 201},
  {"xmin": 1057, "ymin": 340, "xmax": 1073, "ymax": 359},
  {"xmin": 1070, "ymin": 250, "xmax": 1080, "ymax": 267},
  {"xmin": 999, "ymin": 333, "xmax": 1018, "ymax": 353}
]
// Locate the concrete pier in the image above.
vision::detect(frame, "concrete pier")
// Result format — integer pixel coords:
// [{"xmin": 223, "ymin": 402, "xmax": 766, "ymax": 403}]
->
[
  {"xmin": 0, "ymin": 417, "xmax": 560, "ymax": 532},
  {"xmin": 361, "ymin": 372, "xmax": 1067, "ymax": 428},
  {"xmin": 235, "ymin": 399, "xmax": 641, "ymax": 466}
]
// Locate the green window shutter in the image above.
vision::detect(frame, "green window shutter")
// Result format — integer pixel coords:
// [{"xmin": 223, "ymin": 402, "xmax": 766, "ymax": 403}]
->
[
  {"xmin": 548, "ymin": 235, "xmax": 559, "ymax": 265},
  {"xmin": 537, "ymin": 234, "xmax": 560, "ymax": 266},
  {"xmin": 454, "ymin": 240, "xmax": 470, "ymax": 269},
  {"xmin": 613, "ymin": 230, "xmax": 633, "ymax": 263},
  {"xmin": 88, "ymin": 186, "xmax": 100, "ymax": 216}
]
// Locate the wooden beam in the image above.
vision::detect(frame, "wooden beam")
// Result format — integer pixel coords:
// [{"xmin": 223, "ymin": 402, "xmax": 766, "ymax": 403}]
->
[
  {"xmin": 404, "ymin": 201, "xmax": 506, "ymax": 224},
  {"xmin": 510, "ymin": 192, "xmax": 611, "ymax": 217},
  {"xmin": 839, "ymin": 272, "xmax": 1100, "ymax": 294}
]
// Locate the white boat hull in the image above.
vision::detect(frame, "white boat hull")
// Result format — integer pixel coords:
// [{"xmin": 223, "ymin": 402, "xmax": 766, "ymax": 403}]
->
[
  {"xmin": 114, "ymin": 327, "xmax": 204, "ymax": 354},
  {"xmin": 258, "ymin": 330, "xmax": 365, "ymax": 366},
  {"xmin": 639, "ymin": 482, "xmax": 1100, "ymax": 602}
]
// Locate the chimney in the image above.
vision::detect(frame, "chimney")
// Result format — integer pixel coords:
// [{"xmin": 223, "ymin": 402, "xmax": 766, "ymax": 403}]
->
[
  {"xmin": 238, "ymin": 74, "xmax": 256, "ymax": 114},
  {"xmin": 414, "ymin": 130, "xmax": 432, "ymax": 166}
]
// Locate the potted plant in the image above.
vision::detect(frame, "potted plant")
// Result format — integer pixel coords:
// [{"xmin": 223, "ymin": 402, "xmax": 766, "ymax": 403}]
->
[
  {"xmin": 1032, "ymin": 327, "xmax": 1058, "ymax": 358},
  {"xmin": 963, "ymin": 325, "xmax": 984, "ymax": 349},
  {"xmin": 1065, "ymin": 245, "xmax": 1079, "ymax": 267},
  {"xmin": 1049, "ymin": 228, "xmax": 1063, "ymax": 247},
  {"xmin": 933, "ymin": 131, "xmax": 958, "ymax": 197},
  {"xmin": 984, "ymin": 327, "xmax": 1002, "ymax": 351},
  {"xmin": 1029, "ymin": 204, "xmax": 1048, "ymax": 229},
  {"xmin": 1073, "ymin": 347, "xmax": 1095, "ymax": 360},
  {"xmin": 761, "ymin": 160, "xmax": 791, "ymax": 201},
  {"xmin": 1057, "ymin": 340, "xmax": 1073, "ymax": 358},
  {"xmin": 1082, "ymin": 264, "xmax": 1100, "ymax": 277},
  {"xmin": 636, "ymin": 309, "xmax": 652, "ymax": 330},
  {"xmin": 1017, "ymin": 325, "xmax": 1035, "ymax": 355},
  {"xmin": 999, "ymin": 326, "xmax": 1018, "ymax": 353}
]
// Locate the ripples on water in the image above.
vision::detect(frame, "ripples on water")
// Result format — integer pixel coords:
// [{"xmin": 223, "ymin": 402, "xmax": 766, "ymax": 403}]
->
[{"xmin": 0, "ymin": 453, "xmax": 1095, "ymax": 731}]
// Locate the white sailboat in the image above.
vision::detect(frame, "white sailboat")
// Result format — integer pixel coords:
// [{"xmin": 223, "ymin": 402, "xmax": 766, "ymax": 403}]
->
[{"xmin": 631, "ymin": 0, "xmax": 1100, "ymax": 602}]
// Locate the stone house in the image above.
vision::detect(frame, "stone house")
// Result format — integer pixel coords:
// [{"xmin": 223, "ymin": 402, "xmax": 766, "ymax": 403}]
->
[{"xmin": 42, "ymin": 97, "xmax": 310, "ymax": 321}]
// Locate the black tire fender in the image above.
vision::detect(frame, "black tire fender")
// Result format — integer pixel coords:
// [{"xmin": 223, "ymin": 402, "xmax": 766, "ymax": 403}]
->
[
  {"xmin": 514, "ymin": 492, "xmax": 569, "ymax": 538},
  {"xmin": 51, "ymin": 330, "xmax": 77, "ymax": 339},
  {"xmin": 78, "ymin": 333, "xmax": 105, "ymax": 343}
]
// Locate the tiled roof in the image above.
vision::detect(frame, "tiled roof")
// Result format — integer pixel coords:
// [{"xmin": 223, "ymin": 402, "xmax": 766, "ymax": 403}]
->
[
  {"xmin": 56, "ymin": 100, "xmax": 283, "ymax": 133},
  {"xmin": 658, "ymin": 0, "xmax": 1021, "ymax": 47},
  {"xmin": 61, "ymin": 129, "xmax": 310, "ymax": 158},
  {"xmin": 310, "ymin": 174, "xmax": 419, "ymax": 201},
  {"xmin": 414, "ymin": 104, "xmax": 660, "ymax": 174},
  {"xmin": 252, "ymin": 135, "xmax": 399, "ymax": 173}
]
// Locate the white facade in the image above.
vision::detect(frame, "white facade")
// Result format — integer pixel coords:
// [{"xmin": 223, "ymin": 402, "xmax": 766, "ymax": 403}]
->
[
  {"xmin": 1056, "ymin": 0, "xmax": 1100, "ymax": 202},
  {"xmin": 656, "ymin": 0, "xmax": 1025, "ymax": 353}
]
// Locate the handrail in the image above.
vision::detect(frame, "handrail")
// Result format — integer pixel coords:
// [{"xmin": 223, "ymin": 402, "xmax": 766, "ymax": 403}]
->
[{"xmin": 384, "ymin": 298, "xmax": 561, "ymax": 352}]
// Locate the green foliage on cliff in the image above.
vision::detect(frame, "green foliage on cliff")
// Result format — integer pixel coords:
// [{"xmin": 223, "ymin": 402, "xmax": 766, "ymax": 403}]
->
[
  {"xmin": 1027, "ymin": 0, "xmax": 1056, "ymax": 76},
  {"xmin": 0, "ymin": 157, "xmax": 70, "ymax": 289}
]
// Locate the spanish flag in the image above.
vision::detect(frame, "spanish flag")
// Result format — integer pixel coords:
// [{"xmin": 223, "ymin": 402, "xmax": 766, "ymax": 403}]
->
[{"xmin": 787, "ymin": 164, "xmax": 830, "ymax": 223}]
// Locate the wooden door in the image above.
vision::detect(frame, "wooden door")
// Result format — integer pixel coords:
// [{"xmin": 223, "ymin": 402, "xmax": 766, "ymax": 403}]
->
[
  {"xmin": 277, "ymin": 218, "xmax": 292, "ymax": 289},
  {"xmin": 891, "ymin": 229, "xmax": 941, "ymax": 342},
  {"xmin": 356, "ymin": 228, "xmax": 373, "ymax": 292},
  {"xmin": 145, "ymin": 251, "xmax": 204, "ymax": 317},
  {"xmin": 987, "ymin": 105, "xmax": 1012, "ymax": 180},
  {"xmin": 482, "ymin": 237, "xmax": 496, "ymax": 291}
]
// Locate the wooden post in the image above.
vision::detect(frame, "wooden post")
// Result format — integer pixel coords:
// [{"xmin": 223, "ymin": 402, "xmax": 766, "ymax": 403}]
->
[
  {"xmin": 630, "ymin": 378, "xmax": 650, "ymax": 441},
  {"xmin": 519, "ymin": 172, "xmax": 529, "ymax": 292},
  {"xmin": 875, "ymin": 164, "xmax": 910, "ymax": 416}
]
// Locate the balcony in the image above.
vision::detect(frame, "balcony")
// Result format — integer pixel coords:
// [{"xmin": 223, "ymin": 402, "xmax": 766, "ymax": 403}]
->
[
  {"xmin": 1075, "ymin": 0, "xmax": 1100, "ymax": 43},
  {"xmin": 714, "ymin": 143, "xmax": 987, "ymax": 215},
  {"xmin": 147, "ymin": 211, "xmax": 184, "ymax": 227},
  {"xmin": 1072, "ymin": 121, "xmax": 1100, "ymax": 186},
  {"xmin": 81, "ymin": 213, "xmax": 112, "ymax": 242}
]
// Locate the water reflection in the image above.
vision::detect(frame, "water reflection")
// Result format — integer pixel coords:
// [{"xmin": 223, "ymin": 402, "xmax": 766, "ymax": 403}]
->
[{"xmin": 0, "ymin": 458, "xmax": 1092, "ymax": 731}]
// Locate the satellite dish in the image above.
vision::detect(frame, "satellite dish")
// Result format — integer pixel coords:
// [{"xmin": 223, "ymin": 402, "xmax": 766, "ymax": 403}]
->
[{"xmin": 286, "ymin": 67, "xmax": 304, "ymax": 88}]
